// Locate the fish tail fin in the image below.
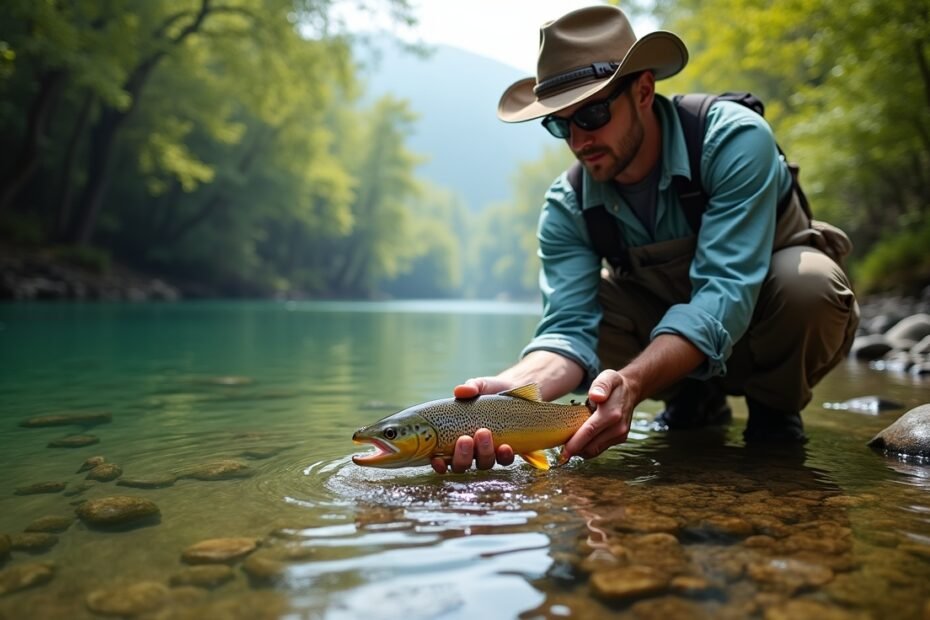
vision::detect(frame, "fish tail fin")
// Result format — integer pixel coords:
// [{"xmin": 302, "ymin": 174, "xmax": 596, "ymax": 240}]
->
[{"xmin": 520, "ymin": 450, "xmax": 551, "ymax": 470}]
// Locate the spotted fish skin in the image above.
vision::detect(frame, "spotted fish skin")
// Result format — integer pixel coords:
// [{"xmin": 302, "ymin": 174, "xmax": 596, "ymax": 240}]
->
[{"xmin": 351, "ymin": 384, "xmax": 593, "ymax": 470}]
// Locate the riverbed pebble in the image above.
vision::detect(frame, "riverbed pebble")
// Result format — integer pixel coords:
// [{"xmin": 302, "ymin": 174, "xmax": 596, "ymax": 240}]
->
[
  {"xmin": 76, "ymin": 456, "xmax": 106, "ymax": 472},
  {"xmin": 241, "ymin": 554, "xmax": 287, "ymax": 583},
  {"xmin": 47, "ymin": 434, "xmax": 99, "ymax": 448},
  {"xmin": 0, "ymin": 561, "xmax": 55, "ymax": 595},
  {"xmin": 589, "ymin": 565, "xmax": 669, "ymax": 601},
  {"xmin": 13, "ymin": 481, "xmax": 66, "ymax": 495},
  {"xmin": 9, "ymin": 533, "xmax": 58, "ymax": 553},
  {"xmin": 181, "ymin": 538, "xmax": 258, "ymax": 564},
  {"xmin": 746, "ymin": 557, "xmax": 834, "ymax": 594},
  {"xmin": 75, "ymin": 496, "xmax": 160, "ymax": 527},
  {"xmin": 116, "ymin": 475, "xmax": 177, "ymax": 489},
  {"xmin": 19, "ymin": 412, "xmax": 111, "ymax": 428},
  {"xmin": 24, "ymin": 516, "xmax": 74, "ymax": 533},
  {"xmin": 85, "ymin": 581, "xmax": 169, "ymax": 616},
  {"xmin": 868, "ymin": 404, "xmax": 930, "ymax": 458},
  {"xmin": 169, "ymin": 564, "xmax": 235, "ymax": 589},
  {"xmin": 85, "ymin": 463, "xmax": 122, "ymax": 482},
  {"xmin": 852, "ymin": 301, "xmax": 930, "ymax": 374},
  {"xmin": 176, "ymin": 460, "xmax": 253, "ymax": 481}
]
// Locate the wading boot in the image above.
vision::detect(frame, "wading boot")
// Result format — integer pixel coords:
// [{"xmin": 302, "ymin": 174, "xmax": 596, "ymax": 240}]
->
[
  {"xmin": 653, "ymin": 380, "xmax": 732, "ymax": 430},
  {"xmin": 743, "ymin": 397, "xmax": 808, "ymax": 443}
]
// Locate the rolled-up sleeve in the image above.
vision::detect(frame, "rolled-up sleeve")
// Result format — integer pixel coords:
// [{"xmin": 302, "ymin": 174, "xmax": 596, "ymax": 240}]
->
[
  {"xmin": 521, "ymin": 179, "xmax": 603, "ymax": 386},
  {"xmin": 651, "ymin": 106, "xmax": 782, "ymax": 379}
]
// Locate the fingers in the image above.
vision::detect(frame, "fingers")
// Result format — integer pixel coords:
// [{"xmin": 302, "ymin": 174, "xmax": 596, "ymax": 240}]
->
[
  {"xmin": 434, "ymin": 429, "xmax": 512, "ymax": 474},
  {"xmin": 563, "ymin": 370, "xmax": 632, "ymax": 460},
  {"xmin": 453, "ymin": 377, "xmax": 513, "ymax": 400}
]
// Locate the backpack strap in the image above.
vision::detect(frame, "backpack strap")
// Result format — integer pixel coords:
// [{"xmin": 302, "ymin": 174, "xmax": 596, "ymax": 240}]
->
[
  {"xmin": 671, "ymin": 93, "xmax": 718, "ymax": 235},
  {"xmin": 567, "ymin": 162, "xmax": 631, "ymax": 272}
]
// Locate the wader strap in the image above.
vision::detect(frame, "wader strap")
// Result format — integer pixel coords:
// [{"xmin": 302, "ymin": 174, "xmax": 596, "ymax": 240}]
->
[{"xmin": 568, "ymin": 162, "xmax": 631, "ymax": 272}]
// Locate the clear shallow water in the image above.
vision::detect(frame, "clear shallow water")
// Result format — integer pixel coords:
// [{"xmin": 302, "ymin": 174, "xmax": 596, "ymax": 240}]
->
[{"xmin": 0, "ymin": 301, "xmax": 928, "ymax": 619}]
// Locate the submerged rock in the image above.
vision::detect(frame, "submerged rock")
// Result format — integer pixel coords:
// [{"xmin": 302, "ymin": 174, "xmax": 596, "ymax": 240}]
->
[
  {"xmin": 0, "ymin": 561, "xmax": 55, "ymax": 595},
  {"xmin": 19, "ymin": 412, "xmax": 111, "ymax": 428},
  {"xmin": 47, "ymin": 434, "xmax": 99, "ymax": 448},
  {"xmin": 9, "ymin": 533, "xmax": 59, "ymax": 553},
  {"xmin": 13, "ymin": 481, "xmax": 66, "ymax": 496},
  {"xmin": 241, "ymin": 555, "xmax": 287, "ymax": 584},
  {"xmin": 868, "ymin": 404, "xmax": 930, "ymax": 458},
  {"xmin": 76, "ymin": 456, "xmax": 107, "ymax": 473},
  {"xmin": 0, "ymin": 535, "xmax": 10, "ymax": 561},
  {"xmin": 75, "ymin": 496, "xmax": 160, "ymax": 528},
  {"xmin": 169, "ymin": 565, "xmax": 235, "ymax": 589},
  {"xmin": 589, "ymin": 565, "xmax": 669, "ymax": 601},
  {"xmin": 85, "ymin": 581, "xmax": 169, "ymax": 616},
  {"xmin": 116, "ymin": 475, "xmax": 177, "ymax": 489},
  {"xmin": 85, "ymin": 463, "xmax": 122, "ymax": 482},
  {"xmin": 176, "ymin": 460, "xmax": 253, "ymax": 481},
  {"xmin": 181, "ymin": 538, "xmax": 259, "ymax": 564},
  {"xmin": 24, "ymin": 516, "xmax": 74, "ymax": 533}
]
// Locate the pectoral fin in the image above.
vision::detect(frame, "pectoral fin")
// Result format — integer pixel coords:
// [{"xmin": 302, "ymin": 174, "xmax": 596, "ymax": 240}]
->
[{"xmin": 520, "ymin": 450, "xmax": 551, "ymax": 470}]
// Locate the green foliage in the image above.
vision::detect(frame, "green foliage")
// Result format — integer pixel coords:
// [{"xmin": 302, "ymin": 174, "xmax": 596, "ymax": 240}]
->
[
  {"xmin": 49, "ymin": 244, "xmax": 111, "ymax": 274},
  {"xmin": 855, "ymin": 219, "xmax": 930, "ymax": 295},
  {"xmin": 468, "ymin": 146, "xmax": 575, "ymax": 299}
]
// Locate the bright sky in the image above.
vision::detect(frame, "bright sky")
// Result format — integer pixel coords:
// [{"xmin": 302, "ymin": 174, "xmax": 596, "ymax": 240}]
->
[{"xmin": 335, "ymin": 1, "xmax": 657, "ymax": 73}]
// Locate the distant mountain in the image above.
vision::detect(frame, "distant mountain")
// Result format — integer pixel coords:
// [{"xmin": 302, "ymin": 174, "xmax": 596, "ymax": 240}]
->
[{"xmin": 356, "ymin": 41, "xmax": 553, "ymax": 211}]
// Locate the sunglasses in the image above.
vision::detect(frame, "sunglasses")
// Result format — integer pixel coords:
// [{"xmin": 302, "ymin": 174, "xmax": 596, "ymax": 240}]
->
[{"xmin": 541, "ymin": 77, "xmax": 637, "ymax": 139}]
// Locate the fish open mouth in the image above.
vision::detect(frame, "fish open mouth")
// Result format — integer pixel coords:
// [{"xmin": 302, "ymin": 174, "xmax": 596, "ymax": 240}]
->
[{"xmin": 352, "ymin": 437, "xmax": 398, "ymax": 464}]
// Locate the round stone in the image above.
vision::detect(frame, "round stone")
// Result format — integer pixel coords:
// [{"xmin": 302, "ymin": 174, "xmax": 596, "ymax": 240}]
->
[
  {"xmin": 10, "ymin": 533, "xmax": 59, "ymax": 553},
  {"xmin": 169, "ymin": 565, "xmax": 235, "ymax": 589},
  {"xmin": 47, "ymin": 434, "xmax": 99, "ymax": 448},
  {"xmin": 0, "ymin": 561, "xmax": 56, "ymax": 595},
  {"xmin": 241, "ymin": 555, "xmax": 287, "ymax": 583},
  {"xmin": 115, "ymin": 475, "xmax": 177, "ymax": 489},
  {"xmin": 590, "ymin": 565, "xmax": 669, "ymax": 601},
  {"xmin": 85, "ymin": 463, "xmax": 123, "ymax": 482},
  {"xmin": 85, "ymin": 581, "xmax": 169, "ymax": 616},
  {"xmin": 182, "ymin": 538, "xmax": 258, "ymax": 564},
  {"xmin": 176, "ymin": 460, "xmax": 253, "ymax": 481},
  {"xmin": 868, "ymin": 404, "xmax": 930, "ymax": 458},
  {"xmin": 25, "ymin": 516, "xmax": 75, "ymax": 533},
  {"xmin": 77, "ymin": 456, "xmax": 107, "ymax": 473},
  {"xmin": 19, "ymin": 412, "xmax": 111, "ymax": 428},
  {"xmin": 747, "ymin": 557, "xmax": 834, "ymax": 594},
  {"xmin": 75, "ymin": 496, "xmax": 160, "ymax": 527},
  {"xmin": 13, "ymin": 481, "xmax": 66, "ymax": 495}
]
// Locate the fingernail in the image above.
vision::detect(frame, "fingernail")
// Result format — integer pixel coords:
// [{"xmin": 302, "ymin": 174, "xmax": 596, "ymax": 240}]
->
[
  {"xmin": 556, "ymin": 448, "xmax": 570, "ymax": 466},
  {"xmin": 591, "ymin": 387, "xmax": 605, "ymax": 397}
]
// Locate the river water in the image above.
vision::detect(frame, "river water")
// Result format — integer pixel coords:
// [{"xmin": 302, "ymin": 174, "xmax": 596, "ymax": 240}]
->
[{"xmin": 0, "ymin": 301, "xmax": 928, "ymax": 619}]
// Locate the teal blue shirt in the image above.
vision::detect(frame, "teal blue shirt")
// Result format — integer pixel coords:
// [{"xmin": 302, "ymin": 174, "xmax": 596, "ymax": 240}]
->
[{"xmin": 523, "ymin": 94, "xmax": 795, "ymax": 386}]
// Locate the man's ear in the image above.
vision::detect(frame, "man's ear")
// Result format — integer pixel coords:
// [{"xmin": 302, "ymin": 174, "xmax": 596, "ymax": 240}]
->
[{"xmin": 632, "ymin": 70, "xmax": 656, "ymax": 110}]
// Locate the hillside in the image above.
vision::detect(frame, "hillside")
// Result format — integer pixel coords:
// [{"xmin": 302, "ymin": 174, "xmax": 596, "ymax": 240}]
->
[{"xmin": 356, "ymin": 40, "xmax": 552, "ymax": 212}]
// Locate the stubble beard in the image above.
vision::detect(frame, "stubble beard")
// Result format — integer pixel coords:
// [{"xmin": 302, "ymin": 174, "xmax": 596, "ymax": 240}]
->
[{"xmin": 578, "ymin": 108, "xmax": 645, "ymax": 183}]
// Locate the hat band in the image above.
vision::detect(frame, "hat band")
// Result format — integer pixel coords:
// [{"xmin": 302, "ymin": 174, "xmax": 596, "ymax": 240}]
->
[{"xmin": 533, "ymin": 62, "xmax": 620, "ymax": 98}]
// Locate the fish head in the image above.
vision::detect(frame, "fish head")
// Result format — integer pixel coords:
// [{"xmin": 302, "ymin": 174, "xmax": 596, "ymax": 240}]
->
[{"xmin": 352, "ymin": 411, "xmax": 438, "ymax": 468}]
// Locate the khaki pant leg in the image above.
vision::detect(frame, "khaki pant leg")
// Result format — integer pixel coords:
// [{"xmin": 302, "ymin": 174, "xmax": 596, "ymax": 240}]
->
[{"xmin": 723, "ymin": 246, "xmax": 860, "ymax": 412}]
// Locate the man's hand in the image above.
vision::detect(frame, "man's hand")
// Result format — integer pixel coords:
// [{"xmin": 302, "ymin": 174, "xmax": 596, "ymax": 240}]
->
[
  {"xmin": 430, "ymin": 378, "xmax": 516, "ymax": 474},
  {"xmin": 561, "ymin": 369, "xmax": 640, "ymax": 461}
]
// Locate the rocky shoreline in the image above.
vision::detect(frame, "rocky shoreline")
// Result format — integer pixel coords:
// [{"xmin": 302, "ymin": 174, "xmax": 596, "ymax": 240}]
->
[
  {"xmin": 0, "ymin": 250, "xmax": 180, "ymax": 302},
  {"xmin": 851, "ymin": 288, "xmax": 930, "ymax": 376}
]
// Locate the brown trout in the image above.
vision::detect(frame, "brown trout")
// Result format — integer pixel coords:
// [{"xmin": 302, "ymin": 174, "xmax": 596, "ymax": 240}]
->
[{"xmin": 351, "ymin": 384, "xmax": 593, "ymax": 470}]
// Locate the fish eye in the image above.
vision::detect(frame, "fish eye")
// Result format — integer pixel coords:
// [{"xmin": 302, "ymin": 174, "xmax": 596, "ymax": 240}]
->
[{"xmin": 383, "ymin": 427, "xmax": 397, "ymax": 440}]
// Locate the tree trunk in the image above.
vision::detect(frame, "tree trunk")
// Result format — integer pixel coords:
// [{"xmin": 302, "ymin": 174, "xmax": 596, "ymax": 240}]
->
[
  {"xmin": 63, "ymin": 0, "xmax": 214, "ymax": 245},
  {"xmin": 0, "ymin": 69, "xmax": 67, "ymax": 213},
  {"xmin": 54, "ymin": 92, "xmax": 94, "ymax": 239}
]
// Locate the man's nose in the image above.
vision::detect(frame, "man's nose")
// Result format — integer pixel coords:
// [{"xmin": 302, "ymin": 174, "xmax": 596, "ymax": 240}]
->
[{"xmin": 568, "ymin": 125, "xmax": 594, "ymax": 151}]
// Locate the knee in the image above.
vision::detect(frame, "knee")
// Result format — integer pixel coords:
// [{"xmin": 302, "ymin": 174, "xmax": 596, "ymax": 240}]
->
[{"xmin": 765, "ymin": 247, "xmax": 855, "ymax": 315}]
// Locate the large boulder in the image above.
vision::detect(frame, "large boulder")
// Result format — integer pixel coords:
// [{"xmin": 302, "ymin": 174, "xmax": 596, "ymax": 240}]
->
[{"xmin": 868, "ymin": 404, "xmax": 930, "ymax": 458}]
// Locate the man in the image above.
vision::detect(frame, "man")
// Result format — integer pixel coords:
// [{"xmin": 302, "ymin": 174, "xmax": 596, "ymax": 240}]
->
[{"xmin": 431, "ymin": 5, "xmax": 859, "ymax": 474}]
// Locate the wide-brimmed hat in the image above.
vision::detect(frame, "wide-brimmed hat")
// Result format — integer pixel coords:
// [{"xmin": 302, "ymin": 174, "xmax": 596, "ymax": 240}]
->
[{"xmin": 498, "ymin": 5, "xmax": 688, "ymax": 123}]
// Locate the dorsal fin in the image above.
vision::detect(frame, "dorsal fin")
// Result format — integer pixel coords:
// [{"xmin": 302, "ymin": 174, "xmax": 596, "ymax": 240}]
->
[{"xmin": 501, "ymin": 383, "xmax": 543, "ymax": 402}]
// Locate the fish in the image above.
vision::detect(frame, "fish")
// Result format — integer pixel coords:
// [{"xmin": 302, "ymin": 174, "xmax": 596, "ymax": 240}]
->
[{"xmin": 351, "ymin": 383, "xmax": 594, "ymax": 470}]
